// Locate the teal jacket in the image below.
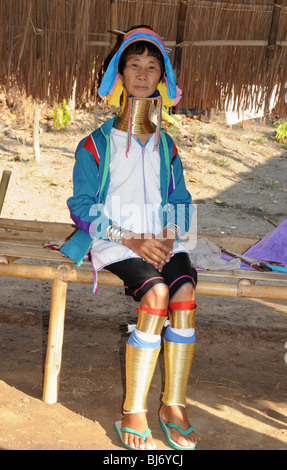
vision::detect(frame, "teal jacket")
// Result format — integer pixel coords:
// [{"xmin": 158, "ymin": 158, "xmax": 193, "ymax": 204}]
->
[{"xmin": 60, "ymin": 117, "xmax": 193, "ymax": 266}]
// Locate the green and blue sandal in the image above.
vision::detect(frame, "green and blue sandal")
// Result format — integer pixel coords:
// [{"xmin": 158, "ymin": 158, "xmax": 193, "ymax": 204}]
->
[
  {"xmin": 159, "ymin": 417, "xmax": 197, "ymax": 450},
  {"xmin": 115, "ymin": 421, "xmax": 156, "ymax": 451}
]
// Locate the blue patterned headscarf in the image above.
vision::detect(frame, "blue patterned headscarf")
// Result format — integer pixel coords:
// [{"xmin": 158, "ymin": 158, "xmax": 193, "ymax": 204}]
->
[{"xmin": 98, "ymin": 26, "xmax": 182, "ymax": 107}]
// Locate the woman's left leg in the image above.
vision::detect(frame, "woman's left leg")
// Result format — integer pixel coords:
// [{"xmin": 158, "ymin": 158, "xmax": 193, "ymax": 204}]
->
[{"xmin": 158, "ymin": 254, "xmax": 200, "ymax": 449}]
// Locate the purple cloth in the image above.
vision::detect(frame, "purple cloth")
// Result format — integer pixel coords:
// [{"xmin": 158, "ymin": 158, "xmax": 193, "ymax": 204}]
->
[{"xmin": 222, "ymin": 219, "xmax": 287, "ymax": 270}]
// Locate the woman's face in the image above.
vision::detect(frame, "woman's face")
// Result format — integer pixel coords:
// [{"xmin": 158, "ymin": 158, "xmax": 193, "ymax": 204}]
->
[{"xmin": 119, "ymin": 48, "xmax": 162, "ymax": 99}]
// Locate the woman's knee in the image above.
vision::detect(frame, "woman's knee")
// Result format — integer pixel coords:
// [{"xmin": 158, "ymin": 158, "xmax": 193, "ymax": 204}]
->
[
  {"xmin": 172, "ymin": 283, "xmax": 195, "ymax": 302},
  {"xmin": 141, "ymin": 282, "xmax": 169, "ymax": 308}
]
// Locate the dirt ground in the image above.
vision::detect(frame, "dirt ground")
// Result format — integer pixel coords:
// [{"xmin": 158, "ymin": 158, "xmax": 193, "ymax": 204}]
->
[{"xmin": 0, "ymin": 93, "xmax": 287, "ymax": 451}]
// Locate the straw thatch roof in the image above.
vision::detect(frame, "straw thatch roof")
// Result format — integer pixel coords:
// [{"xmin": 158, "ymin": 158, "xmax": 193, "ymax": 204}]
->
[{"xmin": 1, "ymin": 0, "xmax": 287, "ymax": 117}]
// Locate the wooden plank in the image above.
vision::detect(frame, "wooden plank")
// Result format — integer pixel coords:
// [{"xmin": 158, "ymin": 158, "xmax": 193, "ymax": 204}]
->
[
  {"xmin": 0, "ymin": 218, "xmax": 76, "ymax": 242},
  {"xmin": 0, "ymin": 241, "xmax": 72, "ymax": 263},
  {"xmin": 0, "ymin": 236, "xmax": 257, "ymax": 265},
  {"xmin": 0, "ymin": 222, "xmax": 44, "ymax": 232},
  {"xmin": 177, "ymin": 40, "xmax": 287, "ymax": 47},
  {"xmin": 86, "ymin": 39, "xmax": 287, "ymax": 48},
  {"xmin": 0, "ymin": 218, "xmax": 258, "ymax": 252},
  {"xmin": 86, "ymin": 41, "xmax": 111, "ymax": 47}
]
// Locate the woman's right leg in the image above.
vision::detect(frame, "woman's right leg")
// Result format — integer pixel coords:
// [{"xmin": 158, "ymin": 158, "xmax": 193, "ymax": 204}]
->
[
  {"xmin": 106, "ymin": 259, "xmax": 169, "ymax": 449},
  {"xmin": 122, "ymin": 283, "xmax": 169, "ymax": 449}
]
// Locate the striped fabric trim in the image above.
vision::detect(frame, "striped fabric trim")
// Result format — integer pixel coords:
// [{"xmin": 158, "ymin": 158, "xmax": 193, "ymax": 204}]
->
[
  {"xmin": 83, "ymin": 135, "xmax": 100, "ymax": 166},
  {"xmin": 167, "ymin": 143, "xmax": 178, "ymax": 196},
  {"xmin": 168, "ymin": 165, "xmax": 175, "ymax": 196},
  {"xmin": 172, "ymin": 143, "xmax": 178, "ymax": 163},
  {"xmin": 169, "ymin": 275, "xmax": 197, "ymax": 290},
  {"xmin": 133, "ymin": 276, "xmax": 164, "ymax": 296}
]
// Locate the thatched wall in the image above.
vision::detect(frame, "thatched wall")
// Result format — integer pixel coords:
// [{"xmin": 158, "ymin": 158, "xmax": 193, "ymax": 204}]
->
[
  {"xmin": 1, "ymin": 0, "xmax": 287, "ymax": 117},
  {"xmin": 178, "ymin": 0, "xmax": 287, "ymax": 116},
  {"xmin": 0, "ymin": 0, "xmax": 111, "ymax": 103}
]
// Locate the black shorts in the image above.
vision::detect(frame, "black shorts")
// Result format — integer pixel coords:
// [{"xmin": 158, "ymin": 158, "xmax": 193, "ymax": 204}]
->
[{"xmin": 105, "ymin": 252, "xmax": 197, "ymax": 302}]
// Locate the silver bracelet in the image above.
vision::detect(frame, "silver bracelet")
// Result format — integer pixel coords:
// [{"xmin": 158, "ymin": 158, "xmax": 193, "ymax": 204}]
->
[
  {"xmin": 107, "ymin": 223, "xmax": 129, "ymax": 244},
  {"xmin": 166, "ymin": 222, "xmax": 181, "ymax": 238}
]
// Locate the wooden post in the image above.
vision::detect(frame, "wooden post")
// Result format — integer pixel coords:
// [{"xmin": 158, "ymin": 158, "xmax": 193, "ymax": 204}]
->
[
  {"xmin": 0, "ymin": 170, "xmax": 12, "ymax": 216},
  {"xmin": 42, "ymin": 275, "xmax": 68, "ymax": 404},
  {"xmin": 268, "ymin": 0, "xmax": 284, "ymax": 47},
  {"xmin": 69, "ymin": 80, "xmax": 77, "ymax": 123},
  {"xmin": 266, "ymin": 0, "xmax": 284, "ymax": 113},
  {"xmin": 174, "ymin": 1, "xmax": 188, "ymax": 81},
  {"xmin": 33, "ymin": 101, "xmax": 41, "ymax": 163},
  {"xmin": 110, "ymin": 0, "xmax": 118, "ymax": 49}
]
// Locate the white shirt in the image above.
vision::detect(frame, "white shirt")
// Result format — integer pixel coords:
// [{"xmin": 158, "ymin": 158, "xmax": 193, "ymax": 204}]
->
[{"xmin": 90, "ymin": 128, "xmax": 184, "ymax": 272}]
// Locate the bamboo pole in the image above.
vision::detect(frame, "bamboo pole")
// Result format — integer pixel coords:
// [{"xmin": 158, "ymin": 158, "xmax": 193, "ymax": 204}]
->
[
  {"xmin": 42, "ymin": 276, "xmax": 68, "ymax": 404},
  {"xmin": 0, "ymin": 262, "xmax": 287, "ymax": 300},
  {"xmin": 0, "ymin": 170, "xmax": 12, "ymax": 216},
  {"xmin": 0, "ymin": 263, "xmax": 60, "ymax": 280},
  {"xmin": 196, "ymin": 281, "xmax": 287, "ymax": 300},
  {"xmin": 196, "ymin": 281, "xmax": 237, "ymax": 297}
]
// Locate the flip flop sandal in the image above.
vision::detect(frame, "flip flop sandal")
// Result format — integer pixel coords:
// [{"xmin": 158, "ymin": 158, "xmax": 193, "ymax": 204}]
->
[
  {"xmin": 159, "ymin": 417, "xmax": 197, "ymax": 450},
  {"xmin": 114, "ymin": 421, "xmax": 156, "ymax": 451}
]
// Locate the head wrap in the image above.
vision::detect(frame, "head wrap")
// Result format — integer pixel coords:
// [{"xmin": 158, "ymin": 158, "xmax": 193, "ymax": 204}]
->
[{"xmin": 98, "ymin": 26, "xmax": 182, "ymax": 107}]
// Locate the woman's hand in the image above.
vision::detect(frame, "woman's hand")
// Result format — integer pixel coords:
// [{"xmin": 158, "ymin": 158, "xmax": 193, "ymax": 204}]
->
[{"xmin": 122, "ymin": 228, "xmax": 176, "ymax": 271}]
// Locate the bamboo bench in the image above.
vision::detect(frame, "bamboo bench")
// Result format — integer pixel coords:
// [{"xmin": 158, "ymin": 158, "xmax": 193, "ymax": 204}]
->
[{"xmin": 1, "ymin": 217, "xmax": 287, "ymax": 405}]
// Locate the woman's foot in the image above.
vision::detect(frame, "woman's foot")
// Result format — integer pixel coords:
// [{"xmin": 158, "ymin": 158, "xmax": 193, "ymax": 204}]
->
[
  {"xmin": 159, "ymin": 403, "xmax": 200, "ymax": 448},
  {"xmin": 121, "ymin": 411, "xmax": 156, "ymax": 450}
]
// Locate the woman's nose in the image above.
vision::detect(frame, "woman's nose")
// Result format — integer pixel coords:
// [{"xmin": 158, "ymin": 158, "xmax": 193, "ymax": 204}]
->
[{"xmin": 137, "ymin": 68, "xmax": 148, "ymax": 79}]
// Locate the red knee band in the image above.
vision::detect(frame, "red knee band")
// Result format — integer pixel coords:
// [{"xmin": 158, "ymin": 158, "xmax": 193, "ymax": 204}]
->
[
  {"xmin": 136, "ymin": 306, "xmax": 168, "ymax": 316},
  {"xmin": 168, "ymin": 300, "xmax": 195, "ymax": 310}
]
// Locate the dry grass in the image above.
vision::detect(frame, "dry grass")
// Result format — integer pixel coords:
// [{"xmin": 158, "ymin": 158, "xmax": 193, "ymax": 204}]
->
[{"xmin": 1, "ymin": 1, "xmax": 287, "ymax": 116}]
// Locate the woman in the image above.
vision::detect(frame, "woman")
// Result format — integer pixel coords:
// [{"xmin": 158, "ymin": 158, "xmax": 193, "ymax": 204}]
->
[{"xmin": 61, "ymin": 26, "xmax": 200, "ymax": 451}]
